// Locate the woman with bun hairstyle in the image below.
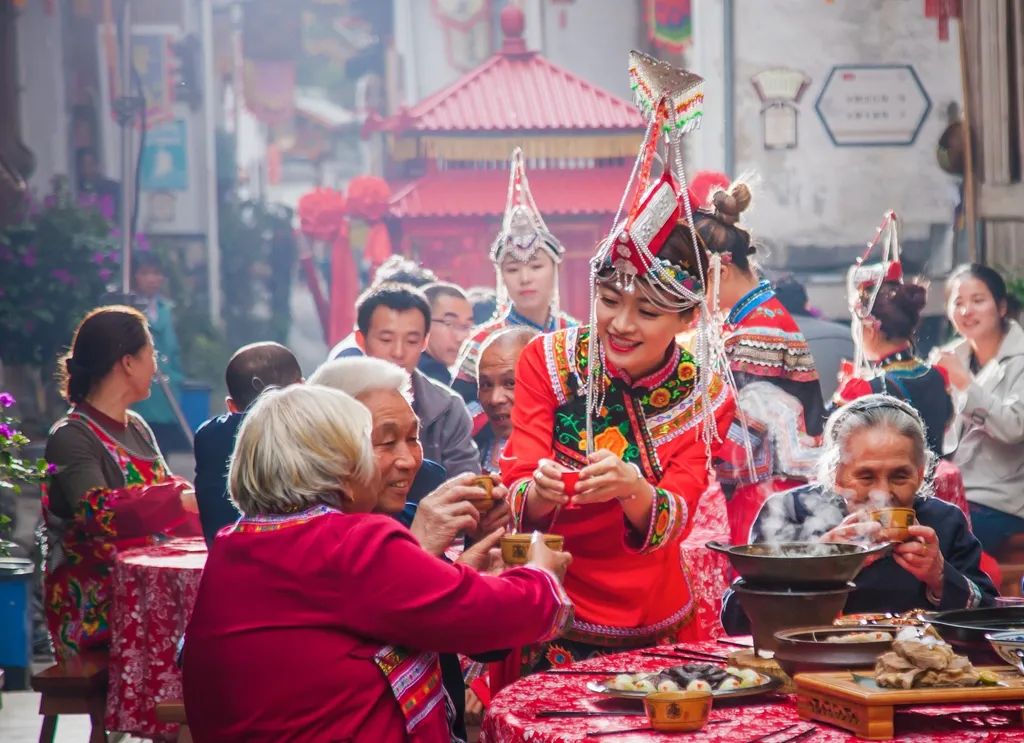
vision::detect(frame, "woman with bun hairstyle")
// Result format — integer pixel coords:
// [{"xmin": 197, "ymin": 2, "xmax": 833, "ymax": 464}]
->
[
  {"xmin": 836, "ymin": 213, "xmax": 952, "ymax": 455},
  {"xmin": 43, "ymin": 305, "xmax": 200, "ymax": 658},
  {"xmin": 934, "ymin": 263, "xmax": 1024, "ymax": 555},
  {"xmin": 693, "ymin": 180, "xmax": 825, "ymax": 540}
]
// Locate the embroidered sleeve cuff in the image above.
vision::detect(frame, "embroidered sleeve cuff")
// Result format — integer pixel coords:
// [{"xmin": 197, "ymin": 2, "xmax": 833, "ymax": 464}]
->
[
  {"xmin": 938, "ymin": 562, "xmax": 985, "ymax": 610},
  {"xmin": 625, "ymin": 487, "xmax": 686, "ymax": 555},
  {"xmin": 509, "ymin": 480, "xmax": 555, "ymax": 533},
  {"xmin": 521, "ymin": 564, "xmax": 575, "ymax": 642}
]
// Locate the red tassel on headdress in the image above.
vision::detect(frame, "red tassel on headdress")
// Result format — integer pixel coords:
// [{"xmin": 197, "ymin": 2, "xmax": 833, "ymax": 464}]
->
[
  {"xmin": 689, "ymin": 170, "xmax": 730, "ymax": 209},
  {"xmin": 884, "ymin": 261, "xmax": 904, "ymax": 282}
]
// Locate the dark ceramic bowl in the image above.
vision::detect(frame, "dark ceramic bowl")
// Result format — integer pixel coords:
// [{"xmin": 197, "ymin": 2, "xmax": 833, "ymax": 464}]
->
[{"xmin": 773, "ymin": 625, "xmax": 897, "ymax": 676}]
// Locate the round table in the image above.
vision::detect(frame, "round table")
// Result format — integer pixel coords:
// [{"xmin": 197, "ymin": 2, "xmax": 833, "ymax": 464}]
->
[
  {"xmin": 106, "ymin": 537, "xmax": 207, "ymax": 739},
  {"xmin": 481, "ymin": 641, "xmax": 1024, "ymax": 742}
]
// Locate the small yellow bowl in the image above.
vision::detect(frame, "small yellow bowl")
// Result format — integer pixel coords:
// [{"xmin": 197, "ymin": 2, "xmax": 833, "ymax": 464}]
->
[
  {"xmin": 869, "ymin": 507, "xmax": 916, "ymax": 542},
  {"xmin": 499, "ymin": 533, "xmax": 564, "ymax": 566},
  {"xmin": 643, "ymin": 690, "xmax": 712, "ymax": 732}
]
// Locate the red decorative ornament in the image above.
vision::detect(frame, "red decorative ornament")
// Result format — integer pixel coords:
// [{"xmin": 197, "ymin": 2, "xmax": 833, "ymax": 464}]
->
[
  {"xmin": 346, "ymin": 175, "xmax": 391, "ymax": 222},
  {"xmin": 346, "ymin": 175, "xmax": 393, "ymax": 274},
  {"xmin": 297, "ymin": 187, "xmax": 347, "ymax": 243}
]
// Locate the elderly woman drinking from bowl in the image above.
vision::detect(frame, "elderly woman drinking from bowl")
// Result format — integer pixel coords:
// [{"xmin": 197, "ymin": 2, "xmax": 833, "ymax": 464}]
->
[
  {"xmin": 182, "ymin": 385, "xmax": 573, "ymax": 743},
  {"xmin": 722, "ymin": 394, "xmax": 996, "ymax": 633}
]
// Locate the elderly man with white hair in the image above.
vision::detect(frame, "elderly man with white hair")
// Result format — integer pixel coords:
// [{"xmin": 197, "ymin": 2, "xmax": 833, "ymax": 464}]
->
[
  {"xmin": 309, "ymin": 356, "xmax": 510, "ymax": 555},
  {"xmin": 308, "ymin": 358, "xmax": 516, "ymax": 739},
  {"xmin": 182, "ymin": 384, "xmax": 572, "ymax": 742}
]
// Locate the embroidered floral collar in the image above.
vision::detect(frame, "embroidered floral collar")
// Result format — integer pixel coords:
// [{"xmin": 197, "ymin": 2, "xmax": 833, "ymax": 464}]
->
[
  {"xmin": 602, "ymin": 341, "xmax": 682, "ymax": 391},
  {"xmin": 507, "ymin": 305, "xmax": 558, "ymax": 333},
  {"xmin": 726, "ymin": 280, "xmax": 775, "ymax": 325}
]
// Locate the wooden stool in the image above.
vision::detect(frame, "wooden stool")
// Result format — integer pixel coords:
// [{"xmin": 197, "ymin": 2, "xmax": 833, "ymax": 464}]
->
[
  {"xmin": 155, "ymin": 699, "xmax": 193, "ymax": 743},
  {"xmin": 30, "ymin": 651, "xmax": 109, "ymax": 743}
]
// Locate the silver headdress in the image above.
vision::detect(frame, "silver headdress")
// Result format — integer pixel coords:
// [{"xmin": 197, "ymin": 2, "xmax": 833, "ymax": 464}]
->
[
  {"xmin": 583, "ymin": 51, "xmax": 744, "ymax": 468},
  {"xmin": 847, "ymin": 210, "xmax": 903, "ymax": 376},
  {"xmin": 490, "ymin": 147, "xmax": 565, "ymax": 313}
]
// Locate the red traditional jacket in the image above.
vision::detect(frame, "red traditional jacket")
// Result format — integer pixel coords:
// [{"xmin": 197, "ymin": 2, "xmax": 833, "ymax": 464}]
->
[
  {"xmin": 183, "ymin": 507, "xmax": 572, "ymax": 743},
  {"xmin": 501, "ymin": 327, "xmax": 735, "ymax": 647}
]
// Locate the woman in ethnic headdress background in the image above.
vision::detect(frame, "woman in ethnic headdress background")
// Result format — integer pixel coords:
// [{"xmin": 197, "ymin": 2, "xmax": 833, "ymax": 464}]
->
[
  {"xmin": 495, "ymin": 53, "xmax": 736, "ymax": 680},
  {"xmin": 692, "ymin": 178, "xmax": 826, "ymax": 543},
  {"xmin": 453, "ymin": 149, "xmax": 576, "ymax": 430},
  {"xmin": 834, "ymin": 211, "xmax": 953, "ymax": 455}
]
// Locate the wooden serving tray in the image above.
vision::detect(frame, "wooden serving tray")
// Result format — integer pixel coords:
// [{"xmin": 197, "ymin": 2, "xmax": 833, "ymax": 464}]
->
[{"xmin": 795, "ymin": 667, "xmax": 1024, "ymax": 739}]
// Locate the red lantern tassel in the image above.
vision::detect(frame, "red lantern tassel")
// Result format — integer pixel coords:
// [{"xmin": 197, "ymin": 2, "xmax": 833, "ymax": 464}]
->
[{"xmin": 328, "ymin": 223, "xmax": 358, "ymax": 346}]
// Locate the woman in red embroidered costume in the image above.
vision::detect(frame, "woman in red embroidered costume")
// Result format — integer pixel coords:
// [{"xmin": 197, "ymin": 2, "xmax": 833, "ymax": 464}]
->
[
  {"xmin": 500, "ymin": 54, "xmax": 735, "ymax": 674},
  {"xmin": 43, "ymin": 306, "xmax": 200, "ymax": 659},
  {"xmin": 693, "ymin": 178, "xmax": 825, "ymax": 542},
  {"xmin": 183, "ymin": 385, "xmax": 573, "ymax": 743}
]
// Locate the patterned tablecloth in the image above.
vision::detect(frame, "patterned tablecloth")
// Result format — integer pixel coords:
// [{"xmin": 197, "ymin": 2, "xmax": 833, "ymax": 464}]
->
[
  {"xmin": 727, "ymin": 462, "xmax": 971, "ymax": 547},
  {"xmin": 481, "ymin": 641, "xmax": 1024, "ymax": 742},
  {"xmin": 106, "ymin": 538, "xmax": 207, "ymax": 739}
]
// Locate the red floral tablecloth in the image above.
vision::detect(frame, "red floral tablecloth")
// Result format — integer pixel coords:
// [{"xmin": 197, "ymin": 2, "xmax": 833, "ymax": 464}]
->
[
  {"xmin": 727, "ymin": 463, "xmax": 970, "ymax": 547},
  {"xmin": 482, "ymin": 641, "xmax": 1024, "ymax": 742},
  {"xmin": 106, "ymin": 538, "xmax": 207, "ymax": 739},
  {"xmin": 683, "ymin": 483, "xmax": 731, "ymax": 640}
]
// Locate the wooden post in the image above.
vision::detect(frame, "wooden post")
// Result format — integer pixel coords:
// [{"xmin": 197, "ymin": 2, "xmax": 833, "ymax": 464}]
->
[{"xmin": 957, "ymin": 16, "xmax": 979, "ymax": 264}]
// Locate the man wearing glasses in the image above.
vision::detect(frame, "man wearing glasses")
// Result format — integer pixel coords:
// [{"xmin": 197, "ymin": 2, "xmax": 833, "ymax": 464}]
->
[{"xmin": 422, "ymin": 283, "xmax": 475, "ymax": 385}]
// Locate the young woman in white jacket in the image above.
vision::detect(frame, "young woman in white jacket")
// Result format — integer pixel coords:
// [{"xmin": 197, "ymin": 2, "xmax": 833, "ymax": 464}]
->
[{"xmin": 935, "ymin": 263, "xmax": 1024, "ymax": 555}]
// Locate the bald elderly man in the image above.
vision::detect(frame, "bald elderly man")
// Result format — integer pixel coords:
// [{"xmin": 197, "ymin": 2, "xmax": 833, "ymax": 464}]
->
[{"xmin": 474, "ymin": 327, "xmax": 539, "ymax": 472}]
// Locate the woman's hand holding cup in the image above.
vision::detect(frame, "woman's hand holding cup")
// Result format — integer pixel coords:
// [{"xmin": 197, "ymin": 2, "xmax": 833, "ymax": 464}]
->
[{"xmin": 527, "ymin": 531, "xmax": 572, "ymax": 583}]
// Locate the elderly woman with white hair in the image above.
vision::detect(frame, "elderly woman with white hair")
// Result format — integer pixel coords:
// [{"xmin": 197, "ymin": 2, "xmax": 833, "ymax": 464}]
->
[
  {"xmin": 721, "ymin": 394, "xmax": 996, "ymax": 633},
  {"xmin": 182, "ymin": 385, "xmax": 572, "ymax": 743}
]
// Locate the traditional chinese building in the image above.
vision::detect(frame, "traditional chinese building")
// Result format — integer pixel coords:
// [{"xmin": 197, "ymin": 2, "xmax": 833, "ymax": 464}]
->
[{"xmin": 380, "ymin": 5, "xmax": 644, "ymax": 319}]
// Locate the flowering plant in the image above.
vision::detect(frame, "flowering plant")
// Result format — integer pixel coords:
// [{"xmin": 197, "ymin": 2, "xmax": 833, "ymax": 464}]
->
[
  {"xmin": 0, "ymin": 392, "xmax": 52, "ymax": 554},
  {"xmin": 0, "ymin": 177, "xmax": 121, "ymax": 367}
]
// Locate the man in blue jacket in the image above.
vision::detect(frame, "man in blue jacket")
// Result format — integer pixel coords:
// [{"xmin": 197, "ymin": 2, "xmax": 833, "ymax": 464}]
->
[{"xmin": 193, "ymin": 342, "xmax": 303, "ymax": 545}]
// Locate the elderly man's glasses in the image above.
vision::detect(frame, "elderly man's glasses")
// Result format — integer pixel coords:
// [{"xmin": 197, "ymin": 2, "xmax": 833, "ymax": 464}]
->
[{"xmin": 432, "ymin": 318, "xmax": 474, "ymax": 333}]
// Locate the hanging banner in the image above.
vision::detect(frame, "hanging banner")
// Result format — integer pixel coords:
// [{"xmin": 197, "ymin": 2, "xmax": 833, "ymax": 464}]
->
[
  {"xmin": 141, "ymin": 119, "xmax": 188, "ymax": 191},
  {"xmin": 645, "ymin": 0, "xmax": 693, "ymax": 54},
  {"xmin": 132, "ymin": 32, "xmax": 176, "ymax": 128}
]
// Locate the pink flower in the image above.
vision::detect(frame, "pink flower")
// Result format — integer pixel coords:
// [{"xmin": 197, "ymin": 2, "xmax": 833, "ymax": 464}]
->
[
  {"xmin": 46, "ymin": 463, "xmax": 59, "ymax": 475},
  {"xmin": 0, "ymin": 392, "xmax": 14, "ymax": 408},
  {"xmin": 99, "ymin": 268, "xmax": 113, "ymax": 280},
  {"xmin": 21, "ymin": 247, "xmax": 37, "ymax": 268},
  {"xmin": 50, "ymin": 268, "xmax": 75, "ymax": 285},
  {"xmin": 0, "ymin": 423, "xmax": 13, "ymax": 439}
]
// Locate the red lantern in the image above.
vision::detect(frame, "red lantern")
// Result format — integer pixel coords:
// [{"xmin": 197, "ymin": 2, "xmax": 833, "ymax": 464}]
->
[{"xmin": 346, "ymin": 176, "xmax": 393, "ymax": 273}]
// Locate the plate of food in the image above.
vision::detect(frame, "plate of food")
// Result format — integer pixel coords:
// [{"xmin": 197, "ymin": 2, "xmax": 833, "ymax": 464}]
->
[{"xmin": 586, "ymin": 663, "xmax": 780, "ymax": 701}]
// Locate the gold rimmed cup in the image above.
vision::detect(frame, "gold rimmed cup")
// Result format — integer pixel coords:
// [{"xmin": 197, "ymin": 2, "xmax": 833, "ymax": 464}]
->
[
  {"xmin": 643, "ymin": 690, "xmax": 712, "ymax": 732},
  {"xmin": 499, "ymin": 533, "xmax": 564, "ymax": 566},
  {"xmin": 868, "ymin": 507, "xmax": 915, "ymax": 542}
]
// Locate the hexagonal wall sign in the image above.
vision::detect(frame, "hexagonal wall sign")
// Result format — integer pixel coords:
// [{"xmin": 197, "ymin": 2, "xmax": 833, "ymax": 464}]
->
[{"xmin": 815, "ymin": 65, "xmax": 931, "ymax": 146}]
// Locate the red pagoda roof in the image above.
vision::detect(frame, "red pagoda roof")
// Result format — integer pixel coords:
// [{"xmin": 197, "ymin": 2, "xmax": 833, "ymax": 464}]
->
[
  {"xmin": 390, "ymin": 6, "xmax": 644, "ymax": 134},
  {"xmin": 390, "ymin": 166, "xmax": 637, "ymax": 219}
]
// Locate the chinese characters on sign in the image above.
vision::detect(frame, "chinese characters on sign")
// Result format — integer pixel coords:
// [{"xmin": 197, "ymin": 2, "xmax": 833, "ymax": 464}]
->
[{"xmin": 815, "ymin": 65, "xmax": 931, "ymax": 146}]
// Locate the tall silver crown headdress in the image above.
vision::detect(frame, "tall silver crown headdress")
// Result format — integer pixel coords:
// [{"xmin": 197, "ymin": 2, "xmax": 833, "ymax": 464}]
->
[
  {"xmin": 848, "ymin": 210, "xmax": 904, "ymax": 375},
  {"xmin": 490, "ymin": 147, "xmax": 565, "ymax": 314},
  {"xmin": 581, "ymin": 52, "xmax": 742, "ymax": 467}
]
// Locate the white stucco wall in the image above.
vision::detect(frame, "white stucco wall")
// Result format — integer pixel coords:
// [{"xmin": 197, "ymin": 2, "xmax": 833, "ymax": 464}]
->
[
  {"xmin": 16, "ymin": 1, "xmax": 69, "ymax": 190},
  {"xmin": 695, "ymin": 0, "xmax": 962, "ymax": 261}
]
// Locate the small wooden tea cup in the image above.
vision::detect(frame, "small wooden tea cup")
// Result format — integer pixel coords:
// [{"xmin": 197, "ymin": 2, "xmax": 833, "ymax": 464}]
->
[
  {"xmin": 643, "ymin": 689, "xmax": 712, "ymax": 732},
  {"xmin": 467, "ymin": 475, "xmax": 495, "ymax": 514},
  {"xmin": 500, "ymin": 533, "xmax": 564, "ymax": 566},
  {"xmin": 869, "ymin": 507, "xmax": 916, "ymax": 542}
]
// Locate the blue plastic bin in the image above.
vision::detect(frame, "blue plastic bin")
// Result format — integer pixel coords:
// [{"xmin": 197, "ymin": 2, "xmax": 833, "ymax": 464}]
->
[
  {"xmin": 181, "ymin": 380, "xmax": 213, "ymax": 432},
  {"xmin": 0, "ymin": 556, "xmax": 33, "ymax": 690}
]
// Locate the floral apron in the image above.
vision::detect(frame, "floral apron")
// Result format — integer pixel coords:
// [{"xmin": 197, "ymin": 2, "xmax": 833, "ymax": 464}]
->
[{"xmin": 42, "ymin": 410, "xmax": 171, "ymax": 659}]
